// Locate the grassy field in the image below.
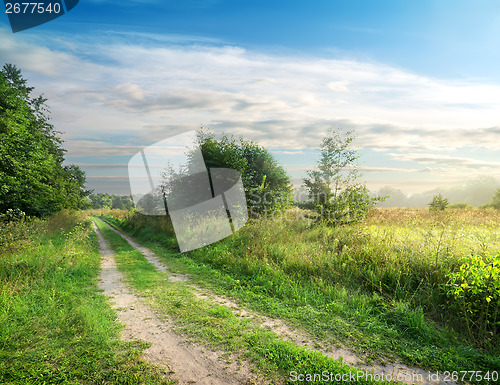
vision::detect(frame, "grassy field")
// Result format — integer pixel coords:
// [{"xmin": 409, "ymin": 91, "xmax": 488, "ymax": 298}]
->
[
  {"xmin": 101, "ymin": 207, "xmax": 500, "ymax": 383},
  {"xmin": 1, "ymin": 207, "xmax": 498, "ymax": 384},
  {"xmin": 0, "ymin": 211, "xmax": 173, "ymax": 384}
]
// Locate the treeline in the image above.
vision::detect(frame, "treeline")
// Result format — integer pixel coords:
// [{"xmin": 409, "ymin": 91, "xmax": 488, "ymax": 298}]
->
[
  {"xmin": 375, "ymin": 176, "xmax": 500, "ymax": 208},
  {"xmin": 88, "ymin": 193, "xmax": 134, "ymax": 210},
  {"xmin": 0, "ymin": 64, "xmax": 90, "ymax": 218}
]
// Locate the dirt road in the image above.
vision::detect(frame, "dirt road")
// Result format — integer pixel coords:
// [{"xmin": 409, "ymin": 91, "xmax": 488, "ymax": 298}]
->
[
  {"xmin": 93, "ymin": 219, "xmax": 456, "ymax": 385},
  {"xmin": 94, "ymin": 220, "xmax": 259, "ymax": 385}
]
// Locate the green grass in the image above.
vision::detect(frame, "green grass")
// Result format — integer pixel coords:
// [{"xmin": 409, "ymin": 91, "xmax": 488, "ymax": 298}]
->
[
  {"xmin": 0, "ymin": 211, "xmax": 173, "ymax": 384},
  {"xmin": 101, "ymin": 208, "xmax": 500, "ymax": 384},
  {"xmin": 94, "ymin": 217, "xmax": 395, "ymax": 385}
]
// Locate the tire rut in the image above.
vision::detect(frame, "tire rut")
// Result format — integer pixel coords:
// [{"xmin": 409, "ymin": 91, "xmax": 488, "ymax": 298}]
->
[{"xmin": 94, "ymin": 220, "xmax": 259, "ymax": 385}]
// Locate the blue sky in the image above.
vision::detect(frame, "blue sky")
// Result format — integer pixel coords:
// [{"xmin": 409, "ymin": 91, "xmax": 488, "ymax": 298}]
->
[{"xmin": 1, "ymin": 0, "xmax": 500, "ymax": 195}]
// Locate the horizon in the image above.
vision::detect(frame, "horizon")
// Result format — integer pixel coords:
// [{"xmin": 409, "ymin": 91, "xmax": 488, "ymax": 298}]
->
[{"xmin": 2, "ymin": 0, "xmax": 500, "ymax": 196}]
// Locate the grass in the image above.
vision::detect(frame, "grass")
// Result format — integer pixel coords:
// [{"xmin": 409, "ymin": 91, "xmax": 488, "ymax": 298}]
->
[
  {"xmin": 101, "ymin": 207, "xmax": 500, "ymax": 384},
  {"xmin": 94, "ymin": 217, "xmax": 395, "ymax": 385},
  {"xmin": 0, "ymin": 211, "xmax": 174, "ymax": 384}
]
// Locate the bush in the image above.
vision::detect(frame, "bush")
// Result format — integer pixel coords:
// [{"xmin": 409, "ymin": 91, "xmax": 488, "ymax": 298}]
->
[
  {"xmin": 0, "ymin": 208, "xmax": 26, "ymax": 222},
  {"xmin": 428, "ymin": 194, "xmax": 448, "ymax": 211},
  {"xmin": 448, "ymin": 202, "xmax": 473, "ymax": 209},
  {"xmin": 197, "ymin": 129, "xmax": 293, "ymax": 216},
  {"xmin": 446, "ymin": 253, "xmax": 500, "ymax": 346}
]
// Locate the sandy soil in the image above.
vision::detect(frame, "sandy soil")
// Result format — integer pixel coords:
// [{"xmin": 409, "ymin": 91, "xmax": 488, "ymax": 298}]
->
[{"xmin": 94, "ymin": 219, "xmax": 457, "ymax": 385}]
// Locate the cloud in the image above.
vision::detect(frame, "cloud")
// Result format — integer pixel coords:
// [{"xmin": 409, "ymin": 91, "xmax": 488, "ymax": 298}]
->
[
  {"xmin": 64, "ymin": 140, "xmax": 142, "ymax": 157},
  {"xmin": 2, "ymin": 27, "xmax": 500, "ymax": 193},
  {"xmin": 273, "ymin": 150, "xmax": 305, "ymax": 155},
  {"xmin": 69, "ymin": 163, "xmax": 128, "ymax": 169},
  {"xmin": 389, "ymin": 153, "xmax": 500, "ymax": 170},
  {"xmin": 358, "ymin": 166, "xmax": 419, "ymax": 173},
  {"xmin": 3, "ymin": 28, "xmax": 500, "ymax": 151}
]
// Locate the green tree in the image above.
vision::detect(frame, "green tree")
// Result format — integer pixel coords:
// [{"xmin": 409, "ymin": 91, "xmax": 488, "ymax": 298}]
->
[
  {"xmin": 0, "ymin": 64, "xmax": 90, "ymax": 216},
  {"xmin": 89, "ymin": 193, "xmax": 113, "ymax": 209},
  {"xmin": 491, "ymin": 188, "xmax": 500, "ymax": 209},
  {"xmin": 197, "ymin": 129, "xmax": 292, "ymax": 215},
  {"xmin": 303, "ymin": 128, "xmax": 379, "ymax": 225},
  {"xmin": 111, "ymin": 195, "xmax": 134, "ymax": 210},
  {"xmin": 161, "ymin": 129, "xmax": 291, "ymax": 216},
  {"xmin": 428, "ymin": 193, "xmax": 449, "ymax": 211}
]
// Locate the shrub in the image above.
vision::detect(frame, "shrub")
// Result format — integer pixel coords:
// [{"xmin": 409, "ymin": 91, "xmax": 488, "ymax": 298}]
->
[
  {"xmin": 197, "ymin": 129, "xmax": 293, "ymax": 216},
  {"xmin": 0, "ymin": 208, "xmax": 26, "ymax": 222},
  {"xmin": 446, "ymin": 253, "xmax": 500, "ymax": 346},
  {"xmin": 448, "ymin": 202, "xmax": 473, "ymax": 209},
  {"xmin": 428, "ymin": 194, "xmax": 448, "ymax": 211}
]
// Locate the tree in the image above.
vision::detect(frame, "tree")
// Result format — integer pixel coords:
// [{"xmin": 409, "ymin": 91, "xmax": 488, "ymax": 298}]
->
[
  {"xmin": 428, "ymin": 193, "xmax": 449, "ymax": 211},
  {"xmin": 303, "ymin": 128, "xmax": 380, "ymax": 225},
  {"xmin": 89, "ymin": 193, "xmax": 113, "ymax": 209},
  {"xmin": 88, "ymin": 193, "xmax": 134, "ymax": 210},
  {"xmin": 198, "ymin": 130, "xmax": 292, "ymax": 215},
  {"xmin": 0, "ymin": 64, "xmax": 91, "ymax": 216},
  {"xmin": 161, "ymin": 128, "xmax": 292, "ymax": 216},
  {"xmin": 111, "ymin": 195, "xmax": 134, "ymax": 210},
  {"xmin": 491, "ymin": 188, "xmax": 500, "ymax": 209}
]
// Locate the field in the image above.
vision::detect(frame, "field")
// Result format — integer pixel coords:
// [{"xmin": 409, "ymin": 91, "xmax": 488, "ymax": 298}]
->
[{"xmin": 1, "ymin": 207, "xmax": 499, "ymax": 384}]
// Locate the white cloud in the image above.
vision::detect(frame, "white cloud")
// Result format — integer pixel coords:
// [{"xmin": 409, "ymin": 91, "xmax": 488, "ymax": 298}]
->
[
  {"xmin": 2, "ymin": 27, "xmax": 500, "ymax": 193},
  {"xmin": 388, "ymin": 153, "xmax": 500, "ymax": 170},
  {"xmin": 64, "ymin": 140, "xmax": 142, "ymax": 157}
]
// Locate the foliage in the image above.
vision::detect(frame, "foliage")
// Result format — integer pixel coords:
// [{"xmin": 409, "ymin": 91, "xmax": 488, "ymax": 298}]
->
[
  {"xmin": 446, "ymin": 253, "xmax": 500, "ymax": 346},
  {"xmin": 0, "ymin": 64, "xmax": 91, "ymax": 216},
  {"xmin": 448, "ymin": 202, "xmax": 473, "ymax": 209},
  {"xmin": 428, "ymin": 193, "xmax": 449, "ymax": 211},
  {"xmin": 491, "ymin": 188, "xmax": 500, "ymax": 209},
  {"xmin": 0, "ymin": 207, "xmax": 25, "ymax": 222},
  {"xmin": 195, "ymin": 128, "xmax": 292, "ymax": 215},
  {"xmin": 89, "ymin": 193, "xmax": 134, "ymax": 210},
  {"xmin": 303, "ymin": 128, "xmax": 381, "ymax": 225}
]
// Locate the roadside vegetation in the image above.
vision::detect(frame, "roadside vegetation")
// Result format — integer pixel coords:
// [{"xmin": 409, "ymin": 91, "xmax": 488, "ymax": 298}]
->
[
  {"xmin": 0, "ymin": 211, "xmax": 173, "ymax": 384},
  {"xmin": 102, "ymin": 207, "xmax": 500, "ymax": 384},
  {"xmin": 95, "ymin": 217, "xmax": 394, "ymax": 385},
  {"xmin": 0, "ymin": 64, "xmax": 91, "ymax": 217}
]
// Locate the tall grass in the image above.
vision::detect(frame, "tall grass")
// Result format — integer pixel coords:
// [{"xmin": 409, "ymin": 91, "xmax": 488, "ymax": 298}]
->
[{"xmin": 104, "ymin": 207, "xmax": 500, "ymax": 380}]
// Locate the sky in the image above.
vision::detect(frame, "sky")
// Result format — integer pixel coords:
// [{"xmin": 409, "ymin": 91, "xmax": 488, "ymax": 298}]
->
[{"xmin": 1, "ymin": 0, "xmax": 500, "ymax": 196}]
